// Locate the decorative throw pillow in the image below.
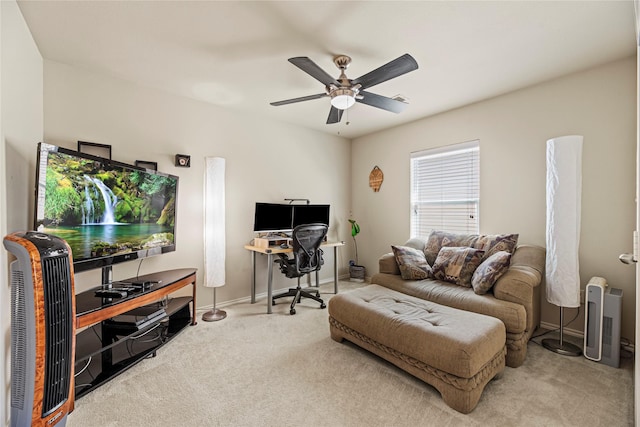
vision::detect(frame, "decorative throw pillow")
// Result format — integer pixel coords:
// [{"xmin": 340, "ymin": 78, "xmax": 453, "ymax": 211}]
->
[
  {"xmin": 471, "ymin": 251, "xmax": 512, "ymax": 295},
  {"xmin": 431, "ymin": 246, "xmax": 484, "ymax": 287},
  {"xmin": 391, "ymin": 245, "xmax": 432, "ymax": 280},
  {"xmin": 424, "ymin": 230, "xmax": 479, "ymax": 266},
  {"xmin": 474, "ymin": 234, "xmax": 519, "ymax": 261}
]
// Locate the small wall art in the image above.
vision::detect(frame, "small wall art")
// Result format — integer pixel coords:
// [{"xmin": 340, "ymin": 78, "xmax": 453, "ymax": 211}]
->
[
  {"xmin": 135, "ymin": 160, "xmax": 158, "ymax": 171},
  {"xmin": 78, "ymin": 141, "xmax": 112, "ymax": 159},
  {"xmin": 369, "ymin": 165, "xmax": 384, "ymax": 192}
]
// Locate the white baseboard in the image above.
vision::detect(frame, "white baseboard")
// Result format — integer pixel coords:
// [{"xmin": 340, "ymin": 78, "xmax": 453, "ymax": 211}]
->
[
  {"xmin": 197, "ymin": 275, "xmax": 349, "ymax": 313},
  {"xmin": 538, "ymin": 321, "xmax": 584, "ymax": 339},
  {"xmin": 538, "ymin": 321, "xmax": 635, "ymax": 354}
]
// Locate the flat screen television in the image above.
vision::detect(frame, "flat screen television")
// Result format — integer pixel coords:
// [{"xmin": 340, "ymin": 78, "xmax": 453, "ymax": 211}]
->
[
  {"xmin": 34, "ymin": 142, "xmax": 179, "ymax": 274},
  {"xmin": 253, "ymin": 203, "xmax": 293, "ymax": 233},
  {"xmin": 292, "ymin": 204, "xmax": 330, "ymax": 227}
]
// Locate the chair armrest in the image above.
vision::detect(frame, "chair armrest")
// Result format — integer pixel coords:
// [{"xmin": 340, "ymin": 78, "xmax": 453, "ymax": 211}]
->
[{"xmin": 379, "ymin": 253, "xmax": 400, "ymax": 275}]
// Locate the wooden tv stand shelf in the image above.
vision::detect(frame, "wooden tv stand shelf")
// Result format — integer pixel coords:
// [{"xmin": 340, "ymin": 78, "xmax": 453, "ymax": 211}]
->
[{"xmin": 74, "ymin": 268, "xmax": 197, "ymax": 399}]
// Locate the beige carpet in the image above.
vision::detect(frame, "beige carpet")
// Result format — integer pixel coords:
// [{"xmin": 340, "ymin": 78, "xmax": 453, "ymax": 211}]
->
[{"xmin": 68, "ymin": 281, "xmax": 634, "ymax": 427}]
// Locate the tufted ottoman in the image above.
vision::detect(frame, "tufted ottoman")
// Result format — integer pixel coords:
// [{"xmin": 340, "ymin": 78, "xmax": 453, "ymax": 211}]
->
[{"xmin": 328, "ymin": 285, "xmax": 506, "ymax": 413}]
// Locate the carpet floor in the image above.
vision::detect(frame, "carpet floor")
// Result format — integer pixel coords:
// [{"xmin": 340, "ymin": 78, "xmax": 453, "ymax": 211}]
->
[{"xmin": 67, "ymin": 281, "xmax": 634, "ymax": 427}]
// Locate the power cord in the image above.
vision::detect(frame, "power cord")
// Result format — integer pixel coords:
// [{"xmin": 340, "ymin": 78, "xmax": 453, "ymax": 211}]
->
[
  {"xmin": 530, "ymin": 305, "xmax": 581, "ymax": 344},
  {"xmin": 74, "ymin": 356, "xmax": 92, "ymax": 377},
  {"xmin": 136, "ymin": 258, "xmax": 144, "ymax": 279}
]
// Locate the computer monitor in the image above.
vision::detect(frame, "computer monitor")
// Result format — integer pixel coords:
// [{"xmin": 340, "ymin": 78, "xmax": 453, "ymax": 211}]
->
[
  {"xmin": 253, "ymin": 203, "xmax": 293, "ymax": 233},
  {"xmin": 292, "ymin": 204, "xmax": 330, "ymax": 228}
]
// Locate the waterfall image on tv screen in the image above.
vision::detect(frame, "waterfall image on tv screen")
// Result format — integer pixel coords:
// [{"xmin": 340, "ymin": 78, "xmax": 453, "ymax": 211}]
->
[{"xmin": 34, "ymin": 143, "xmax": 178, "ymax": 272}]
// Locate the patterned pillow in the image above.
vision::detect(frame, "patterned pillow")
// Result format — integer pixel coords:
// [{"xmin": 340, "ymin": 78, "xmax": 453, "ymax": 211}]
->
[
  {"xmin": 471, "ymin": 251, "xmax": 512, "ymax": 295},
  {"xmin": 431, "ymin": 246, "xmax": 485, "ymax": 287},
  {"xmin": 391, "ymin": 245, "xmax": 432, "ymax": 280},
  {"xmin": 474, "ymin": 234, "xmax": 519, "ymax": 260},
  {"xmin": 424, "ymin": 230, "xmax": 479, "ymax": 266}
]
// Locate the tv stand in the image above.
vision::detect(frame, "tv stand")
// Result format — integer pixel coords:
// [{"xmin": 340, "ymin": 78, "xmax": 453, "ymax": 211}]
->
[
  {"xmin": 101, "ymin": 264, "xmax": 113, "ymax": 288},
  {"xmin": 74, "ymin": 268, "xmax": 197, "ymax": 399}
]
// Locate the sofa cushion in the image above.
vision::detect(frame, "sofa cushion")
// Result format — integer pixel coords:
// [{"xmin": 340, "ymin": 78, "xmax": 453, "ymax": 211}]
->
[
  {"xmin": 474, "ymin": 234, "xmax": 519, "ymax": 260},
  {"xmin": 431, "ymin": 246, "xmax": 484, "ymax": 287},
  {"xmin": 392, "ymin": 245, "xmax": 431, "ymax": 280},
  {"xmin": 370, "ymin": 272, "xmax": 527, "ymax": 334},
  {"xmin": 471, "ymin": 251, "xmax": 512, "ymax": 295},
  {"xmin": 403, "ymin": 237, "xmax": 428, "ymax": 251},
  {"xmin": 424, "ymin": 230, "xmax": 479, "ymax": 266}
]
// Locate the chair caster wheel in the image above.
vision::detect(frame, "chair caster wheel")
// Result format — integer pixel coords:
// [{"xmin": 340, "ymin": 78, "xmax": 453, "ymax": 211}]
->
[
  {"xmin": 320, "ymin": 303, "xmax": 326, "ymax": 309},
  {"xmin": 290, "ymin": 309, "xmax": 296, "ymax": 315}
]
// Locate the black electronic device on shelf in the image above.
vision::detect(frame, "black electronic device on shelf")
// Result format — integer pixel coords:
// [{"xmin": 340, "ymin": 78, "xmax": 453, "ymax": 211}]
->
[{"xmin": 104, "ymin": 305, "xmax": 167, "ymax": 331}]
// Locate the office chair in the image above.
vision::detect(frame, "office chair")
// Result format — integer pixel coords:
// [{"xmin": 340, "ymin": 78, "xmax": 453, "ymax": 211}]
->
[{"xmin": 272, "ymin": 223, "xmax": 328, "ymax": 315}]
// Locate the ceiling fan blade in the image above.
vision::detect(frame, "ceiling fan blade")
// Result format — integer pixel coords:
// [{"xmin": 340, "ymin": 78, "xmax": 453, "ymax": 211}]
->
[
  {"xmin": 289, "ymin": 57, "xmax": 340, "ymax": 86},
  {"xmin": 352, "ymin": 54, "xmax": 418, "ymax": 89},
  {"xmin": 270, "ymin": 93, "xmax": 327, "ymax": 106},
  {"xmin": 357, "ymin": 91, "xmax": 409, "ymax": 113},
  {"xmin": 326, "ymin": 106, "xmax": 343, "ymax": 124}
]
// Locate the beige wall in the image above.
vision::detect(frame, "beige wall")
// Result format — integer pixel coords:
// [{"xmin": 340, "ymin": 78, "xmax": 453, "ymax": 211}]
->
[
  {"xmin": 1, "ymin": 1, "xmax": 44, "ymax": 424},
  {"xmin": 352, "ymin": 57, "xmax": 637, "ymax": 343},
  {"xmin": 41, "ymin": 60, "xmax": 352, "ymax": 304},
  {"xmin": 1, "ymin": 6, "xmax": 637, "ymax": 420}
]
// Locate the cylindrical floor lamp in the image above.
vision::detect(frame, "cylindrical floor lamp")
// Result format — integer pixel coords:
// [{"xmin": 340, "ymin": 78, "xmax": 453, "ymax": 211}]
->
[
  {"xmin": 203, "ymin": 157, "xmax": 227, "ymax": 322},
  {"xmin": 544, "ymin": 135, "xmax": 583, "ymax": 356}
]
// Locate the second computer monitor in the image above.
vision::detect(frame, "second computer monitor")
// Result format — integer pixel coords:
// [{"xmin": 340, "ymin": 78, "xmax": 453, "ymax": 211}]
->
[{"xmin": 292, "ymin": 204, "xmax": 330, "ymax": 228}]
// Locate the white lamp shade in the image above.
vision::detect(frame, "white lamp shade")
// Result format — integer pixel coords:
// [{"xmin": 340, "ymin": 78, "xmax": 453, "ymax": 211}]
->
[
  {"xmin": 204, "ymin": 157, "xmax": 226, "ymax": 287},
  {"xmin": 545, "ymin": 135, "xmax": 583, "ymax": 308}
]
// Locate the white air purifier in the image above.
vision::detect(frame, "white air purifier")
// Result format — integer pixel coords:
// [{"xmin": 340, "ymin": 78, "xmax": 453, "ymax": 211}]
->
[{"xmin": 583, "ymin": 277, "xmax": 622, "ymax": 368}]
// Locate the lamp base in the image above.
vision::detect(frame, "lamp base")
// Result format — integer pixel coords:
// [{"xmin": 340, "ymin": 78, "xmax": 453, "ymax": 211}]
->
[
  {"xmin": 541, "ymin": 338, "xmax": 582, "ymax": 356},
  {"xmin": 202, "ymin": 308, "xmax": 227, "ymax": 322}
]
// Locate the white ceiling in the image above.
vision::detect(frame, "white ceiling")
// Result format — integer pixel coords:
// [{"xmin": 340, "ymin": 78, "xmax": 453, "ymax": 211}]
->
[{"xmin": 17, "ymin": 1, "xmax": 637, "ymax": 139}]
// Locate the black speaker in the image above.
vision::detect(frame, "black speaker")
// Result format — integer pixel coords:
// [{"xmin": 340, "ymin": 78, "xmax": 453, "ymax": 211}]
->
[
  {"xmin": 174, "ymin": 154, "xmax": 191, "ymax": 167},
  {"xmin": 3, "ymin": 231, "xmax": 75, "ymax": 427}
]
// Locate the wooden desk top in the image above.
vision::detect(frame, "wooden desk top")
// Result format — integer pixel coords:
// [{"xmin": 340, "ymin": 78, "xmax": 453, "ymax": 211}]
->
[{"xmin": 244, "ymin": 240, "xmax": 345, "ymax": 254}]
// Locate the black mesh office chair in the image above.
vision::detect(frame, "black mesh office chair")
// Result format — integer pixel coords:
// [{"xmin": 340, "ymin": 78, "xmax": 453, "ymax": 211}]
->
[{"xmin": 272, "ymin": 223, "xmax": 328, "ymax": 315}]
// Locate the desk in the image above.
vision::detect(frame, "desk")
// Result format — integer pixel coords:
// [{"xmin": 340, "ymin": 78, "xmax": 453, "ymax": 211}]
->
[{"xmin": 244, "ymin": 241, "xmax": 345, "ymax": 314}]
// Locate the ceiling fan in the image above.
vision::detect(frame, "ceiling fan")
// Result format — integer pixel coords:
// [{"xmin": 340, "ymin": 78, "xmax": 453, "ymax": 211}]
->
[{"xmin": 270, "ymin": 54, "xmax": 419, "ymax": 124}]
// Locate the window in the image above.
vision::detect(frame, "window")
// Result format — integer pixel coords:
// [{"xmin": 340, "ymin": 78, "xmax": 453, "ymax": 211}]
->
[{"xmin": 410, "ymin": 140, "xmax": 479, "ymax": 237}]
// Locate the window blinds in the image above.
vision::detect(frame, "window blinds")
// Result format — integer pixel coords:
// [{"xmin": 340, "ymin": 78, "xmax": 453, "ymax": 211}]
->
[{"xmin": 410, "ymin": 140, "xmax": 479, "ymax": 237}]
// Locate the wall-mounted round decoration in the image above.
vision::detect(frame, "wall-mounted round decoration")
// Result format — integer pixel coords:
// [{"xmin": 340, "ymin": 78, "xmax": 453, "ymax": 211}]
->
[{"xmin": 369, "ymin": 166, "xmax": 384, "ymax": 192}]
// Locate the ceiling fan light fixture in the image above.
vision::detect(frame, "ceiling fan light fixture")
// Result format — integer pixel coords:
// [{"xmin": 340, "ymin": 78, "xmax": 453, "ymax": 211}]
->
[{"xmin": 330, "ymin": 88, "xmax": 356, "ymax": 110}]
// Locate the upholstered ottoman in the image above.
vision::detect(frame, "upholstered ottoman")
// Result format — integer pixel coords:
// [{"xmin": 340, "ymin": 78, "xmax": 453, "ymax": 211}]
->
[{"xmin": 328, "ymin": 285, "xmax": 506, "ymax": 413}]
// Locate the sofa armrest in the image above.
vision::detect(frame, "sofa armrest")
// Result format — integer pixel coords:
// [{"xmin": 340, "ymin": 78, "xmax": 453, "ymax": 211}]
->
[
  {"xmin": 379, "ymin": 253, "xmax": 400, "ymax": 275},
  {"xmin": 492, "ymin": 244, "xmax": 545, "ymax": 332},
  {"xmin": 493, "ymin": 267, "xmax": 541, "ymax": 304},
  {"xmin": 378, "ymin": 238, "xmax": 426, "ymax": 275}
]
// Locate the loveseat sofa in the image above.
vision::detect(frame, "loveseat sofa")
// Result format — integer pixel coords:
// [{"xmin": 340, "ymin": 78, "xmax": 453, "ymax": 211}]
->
[{"xmin": 370, "ymin": 231, "xmax": 545, "ymax": 368}]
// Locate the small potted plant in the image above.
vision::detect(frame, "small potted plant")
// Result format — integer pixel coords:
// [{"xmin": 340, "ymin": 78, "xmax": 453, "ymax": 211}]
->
[{"xmin": 348, "ymin": 219, "xmax": 365, "ymax": 282}]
